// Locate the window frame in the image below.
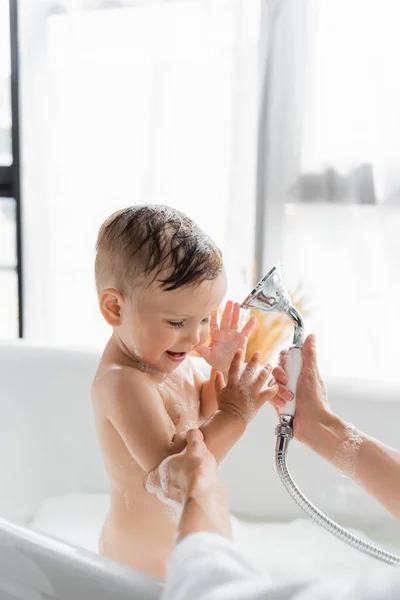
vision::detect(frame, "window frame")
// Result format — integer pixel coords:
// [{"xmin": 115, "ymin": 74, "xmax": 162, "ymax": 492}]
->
[{"xmin": 0, "ymin": 0, "xmax": 22, "ymax": 337}]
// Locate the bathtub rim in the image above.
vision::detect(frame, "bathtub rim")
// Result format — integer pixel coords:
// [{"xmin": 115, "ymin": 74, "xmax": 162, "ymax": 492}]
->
[{"xmin": 0, "ymin": 515, "xmax": 162, "ymax": 592}]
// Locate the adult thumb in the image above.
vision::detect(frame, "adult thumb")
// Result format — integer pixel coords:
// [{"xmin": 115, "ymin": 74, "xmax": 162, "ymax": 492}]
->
[
  {"xmin": 302, "ymin": 334, "xmax": 318, "ymax": 370},
  {"xmin": 186, "ymin": 428, "xmax": 204, "ymax": 445}
]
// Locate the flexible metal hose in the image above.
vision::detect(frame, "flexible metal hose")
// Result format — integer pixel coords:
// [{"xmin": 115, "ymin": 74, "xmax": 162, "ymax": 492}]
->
[
  {"xmin": 241, "ymin": 270, "xmax": 400, "ymax": 566},
  {"xmin": 275, "ymin": 449, "xmax": 400, "ymax": 566}
]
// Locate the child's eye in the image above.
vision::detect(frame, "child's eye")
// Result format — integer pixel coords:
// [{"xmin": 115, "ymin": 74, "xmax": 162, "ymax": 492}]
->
[
  {"xmin": 168, "ymin": 321, "xmax": 185, "ymax": 328},
  {"xmin": 201, "ymin": 317, "xmax": 210, "ymax": 325}
]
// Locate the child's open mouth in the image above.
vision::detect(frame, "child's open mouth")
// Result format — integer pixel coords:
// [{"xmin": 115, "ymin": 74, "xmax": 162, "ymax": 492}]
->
[{"xmin": 165, "ymin": 351, "xmax": 187, "ymax": 362}]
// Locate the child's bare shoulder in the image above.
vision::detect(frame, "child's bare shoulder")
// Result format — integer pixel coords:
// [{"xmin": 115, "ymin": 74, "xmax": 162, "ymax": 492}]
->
[{"xmin": 92, "ymin": 360, "xmax": 159, "ymax": 409}]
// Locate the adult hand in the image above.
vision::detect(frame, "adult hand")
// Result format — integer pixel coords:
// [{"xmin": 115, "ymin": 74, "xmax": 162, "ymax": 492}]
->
[
  {"xmin": 154, "ymin": 429, "xmax": 220, "ymax": 504},
  {"xmin": 271, "ymin": 334, "xmax": 333, "ymax": 443}
]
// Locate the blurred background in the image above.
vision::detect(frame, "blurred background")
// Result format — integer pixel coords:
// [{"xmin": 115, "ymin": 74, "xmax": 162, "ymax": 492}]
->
[{"xmin": 1, "ymin": 0, "xmax": 400, "ymax": 381}]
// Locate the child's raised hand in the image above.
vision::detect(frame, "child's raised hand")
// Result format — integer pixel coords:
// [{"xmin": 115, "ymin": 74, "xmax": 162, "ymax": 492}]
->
[
  {"xmin": 196, "ymin": 301, "xmax": 256, "ymax": 372},
  {"xmin": 215, "ymin": 349, "xmax": 282, "ymax": 423}
]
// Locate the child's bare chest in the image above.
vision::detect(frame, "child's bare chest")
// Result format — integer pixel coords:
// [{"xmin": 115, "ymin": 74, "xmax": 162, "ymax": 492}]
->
[{"xmin": 156, "ymin": 365, "xmax": 201, "ymax": 432}]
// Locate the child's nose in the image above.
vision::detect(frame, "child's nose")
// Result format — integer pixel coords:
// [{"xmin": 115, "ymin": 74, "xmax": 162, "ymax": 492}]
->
[{"xmin": 182, "ymin": 327, "xmax": 201, "ymax": 347}]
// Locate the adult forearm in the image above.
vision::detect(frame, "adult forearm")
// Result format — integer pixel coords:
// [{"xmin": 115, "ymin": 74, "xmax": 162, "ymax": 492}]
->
[
  {"xmin": 178, "ymin": 484, "xmax": 231, "ymax": 541},
  {"xmin": 303, "ymin": 414, "xmax": 400, "ymax": 520}
]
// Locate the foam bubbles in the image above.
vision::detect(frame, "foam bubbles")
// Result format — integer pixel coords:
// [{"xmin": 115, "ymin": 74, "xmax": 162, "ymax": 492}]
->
[
  {"xmin": 183, "ymin": 420, "xmax": 198, "ymax": 432},
  {"xmin": 333, "ymin": 423, "xmax": 364, "ymax": 483},
  {"xmin": 145, "ymin": 452, "xmax": 186, "ymax": 523},
  {"xmin": 238, "ymin": 366, "xmax": 257, "ymax": 419},
  {"xmin": 123, "ymin": 492, "xmax": 132, "ymax": 511}
]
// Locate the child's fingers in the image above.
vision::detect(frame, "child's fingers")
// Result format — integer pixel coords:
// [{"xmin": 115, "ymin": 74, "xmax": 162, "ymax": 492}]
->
[
  {"xmin": 220, "ymin": 300, "xmax": 233, "ymax": 330},
  {"xmin": 231, "ymin": 302, "xmax": 240, "ymax": 330},
  {"xmin": 252, "ymin": 364, "xmax": 272, "ymax": 396},
  {"xmin": 214, "ymin": 370, "xmax": 226, "ymax": 394},
  {"xmin": 241, "ymin": 315, "xmax": 256, "ymax": 338},
  {"xmin": 196, "ymin": 344, "xmax": 211, "ymax": 362},
  {"xmin": 241, "ymin": 351, "xmax": 261, "ymax": 381},
  {"xmin": 227, "ymin": 348, "xmax": 243, "ymax": 384},
  {"xmin": 246, "ymin": 351, "xmax": 261, "ymax": 367},
  {"xmin": 210, "ymin": 312, "xmax": 219, "ymax": 336}
]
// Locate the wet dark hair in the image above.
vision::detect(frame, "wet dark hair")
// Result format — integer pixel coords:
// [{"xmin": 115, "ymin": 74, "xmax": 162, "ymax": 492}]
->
[{"xmin": 95, "ymin": 205, "xmax": 223, "ymax": 294}]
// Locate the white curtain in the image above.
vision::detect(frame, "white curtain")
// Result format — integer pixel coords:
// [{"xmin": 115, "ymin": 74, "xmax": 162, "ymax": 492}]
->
[
  {"xmin": 19, "ymin": 0, "xmax": 260, "ymax": 347},
  {"xmin": 256, "ymin": 0, "xmax": 400, "ymax": 380},
  {"xmin": 255, "ymin": 0, "xmax": 308, "ymax": 274},
  {"xmin": 302, "ymin": 0, "xmax": 400, "ymax": 202},
  {"xmin": 19, "ymin": 0, "xmax": 400, "ymax": 382},
  {"xmin": 289, "ymin": 0, "xmax": 400, "ymax": 381}
]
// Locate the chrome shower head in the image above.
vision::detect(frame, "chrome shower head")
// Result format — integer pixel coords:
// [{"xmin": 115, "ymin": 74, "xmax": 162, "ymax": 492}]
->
[{"xmin": 241, "ymin": 265, "xmax": 305, "ymax": 348}]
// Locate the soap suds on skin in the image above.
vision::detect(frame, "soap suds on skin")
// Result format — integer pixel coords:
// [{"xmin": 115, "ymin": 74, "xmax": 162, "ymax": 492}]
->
[
  {"xmin": 333, "ymin": 423, "xmax": 364, "ymax": 483},
  {"xmin": 239, "ymin": 365, "xmax": 257, "ymax": 419},
  {"xmin": 145, "ymin": 449, "xmax": 188, "ymax": 522}
]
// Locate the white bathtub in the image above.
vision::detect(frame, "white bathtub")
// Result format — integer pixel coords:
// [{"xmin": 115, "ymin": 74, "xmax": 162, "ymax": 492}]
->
[{"xmin": 0, "ymin": 342, "xmax": 399, "ymax": 599}]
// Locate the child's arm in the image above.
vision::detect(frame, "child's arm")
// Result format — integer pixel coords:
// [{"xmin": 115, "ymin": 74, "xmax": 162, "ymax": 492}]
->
[
  {"xmin": 104, "ymin": 355, "xmax": 281, "ymax": 500},
  {"xmin": 191, "ymin": 364, "xmax": 224, "ymax": 420},
  {"xmin": 103, "ymin": 368, "xmax": 181, "ymax": 472},
  {"xmin": 191, "ymin": 359, "xmax": 259, "ymax": 463},
  {"xmin": 193, "ymin": 349, "xmax": 287, "ymax": 465},
  {"xmin": 102, "ymin": 363, "xmax": 260, "ymax": 476},
  {"xmin": 199, "ymin": 350, "xmax": 280, "ymax": 464},
  {"xmin": 153, "ymin": 352, "xmax": 282, "ymax": 506}
]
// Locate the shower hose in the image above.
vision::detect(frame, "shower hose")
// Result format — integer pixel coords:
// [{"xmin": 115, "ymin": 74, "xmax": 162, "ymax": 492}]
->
[{"xmin": 275, "ymin": 448, "xmax": 400, "ymax": 566}]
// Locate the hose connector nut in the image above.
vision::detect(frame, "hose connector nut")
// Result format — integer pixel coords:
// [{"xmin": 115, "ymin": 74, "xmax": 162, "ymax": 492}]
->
[{"xmin": 274, "ymin": 414, "xmax": 294, "ymax": 439}]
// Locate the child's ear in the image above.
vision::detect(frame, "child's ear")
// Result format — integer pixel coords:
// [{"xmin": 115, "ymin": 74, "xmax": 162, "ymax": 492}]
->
[{"xmin": 99, "ymin": 288, "xmax": 124, "ymax": 327}]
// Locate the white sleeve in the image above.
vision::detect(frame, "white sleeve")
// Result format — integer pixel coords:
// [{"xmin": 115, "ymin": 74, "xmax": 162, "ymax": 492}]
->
[
  {"xmin": 161, "ymin": 532, "xmax": 400, "ymax": 600},
  {"xmin": 161, "ymin": 532, "xmax": 269, "ymax": 600}
]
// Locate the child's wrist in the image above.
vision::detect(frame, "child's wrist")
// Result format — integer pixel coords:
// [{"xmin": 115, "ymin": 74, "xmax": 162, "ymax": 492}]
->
[{"xmin": 218, "ymin": 404, "xmax": 250, "ymax": 426}]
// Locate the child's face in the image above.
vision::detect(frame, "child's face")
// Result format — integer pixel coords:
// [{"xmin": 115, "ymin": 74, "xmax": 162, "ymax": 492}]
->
[{"xmin": 118, "ymin": 270, "xmax": 227, "ymax": 372}]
